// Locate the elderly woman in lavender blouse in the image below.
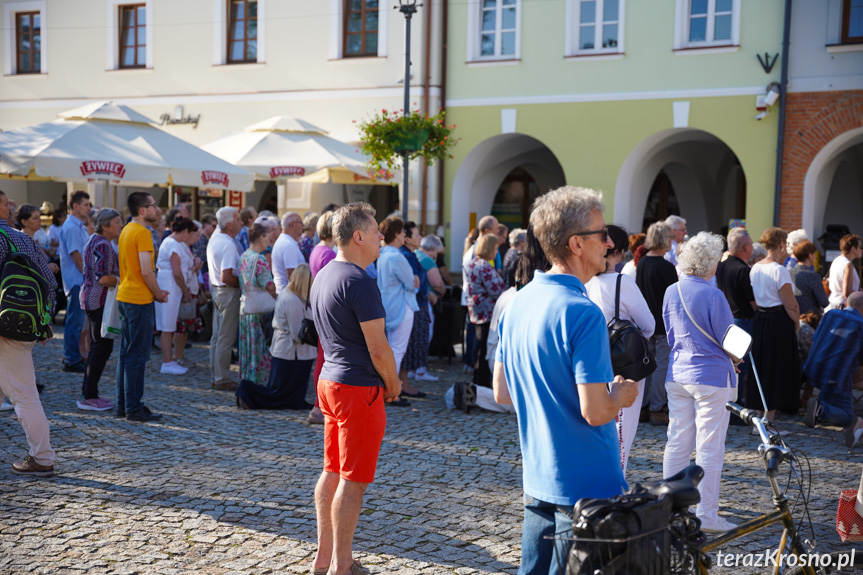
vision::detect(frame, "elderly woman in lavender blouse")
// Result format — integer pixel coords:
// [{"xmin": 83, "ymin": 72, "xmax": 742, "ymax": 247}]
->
[{"xmin": 662, "ymin": 232, "xmax": 738, "ymax": 534}]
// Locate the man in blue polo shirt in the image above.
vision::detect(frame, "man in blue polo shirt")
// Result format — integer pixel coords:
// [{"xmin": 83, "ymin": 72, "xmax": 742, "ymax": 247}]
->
[
  {"xmin": 494, "ymin": 186, "xmax": 638, "ymax": 575},
  {"xmin": 58, "ymin": 191, "xmax": 92, "ymax": 372}
]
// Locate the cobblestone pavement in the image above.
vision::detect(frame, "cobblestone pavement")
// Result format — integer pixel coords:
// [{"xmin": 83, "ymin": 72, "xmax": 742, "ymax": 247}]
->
[{"xmin": 2, "ymin": 328, "xmax": 863, "ymax": 574}]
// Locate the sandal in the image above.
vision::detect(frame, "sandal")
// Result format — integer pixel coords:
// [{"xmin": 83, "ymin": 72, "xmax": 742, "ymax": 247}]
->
[{"xmin": 312, "ymin": 559, "xmax": 370, "ymax": 575}]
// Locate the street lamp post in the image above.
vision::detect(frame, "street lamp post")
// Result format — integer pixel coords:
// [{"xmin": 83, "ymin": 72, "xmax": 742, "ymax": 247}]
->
[{"xmin": 398, "ymin": 0, "xmax": 419, "ymax": 221}]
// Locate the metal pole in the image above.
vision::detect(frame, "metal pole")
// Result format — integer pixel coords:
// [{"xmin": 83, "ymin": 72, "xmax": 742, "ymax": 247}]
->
[{"xmin": 399, "ymin": 1, "xmax": 418, "ymax": 221}]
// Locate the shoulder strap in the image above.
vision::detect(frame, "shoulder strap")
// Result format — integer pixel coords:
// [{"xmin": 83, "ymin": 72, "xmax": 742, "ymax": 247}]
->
[
  {"xmin": 677, "ymin": 281, "xmax": 721, "ymax": 348},
  {"xmin": 614, "ymin": 273, "xmax": 622, "ymax": 321},
  {"xmin": 0, "ymin": 229, "xmax": 18, "ymax": 254}
]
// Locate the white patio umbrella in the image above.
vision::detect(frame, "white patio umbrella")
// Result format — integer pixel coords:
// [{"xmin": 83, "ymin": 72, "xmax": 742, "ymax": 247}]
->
[
  {"xmin": 0, "ymin": 101, "xmax": 254, "ymax": 191},
  {"xmin": 201, "ymin": 116, "xmax": 395, "ymax": 185}
]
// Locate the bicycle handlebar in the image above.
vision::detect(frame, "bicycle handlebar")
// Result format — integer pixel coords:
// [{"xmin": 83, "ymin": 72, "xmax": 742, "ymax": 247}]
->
[{"xmin": 726, "ymin": 401, "xmax": 759, "ymax": 425}]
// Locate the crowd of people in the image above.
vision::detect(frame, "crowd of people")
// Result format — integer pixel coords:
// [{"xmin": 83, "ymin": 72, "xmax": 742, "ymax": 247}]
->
[{"xmin": 5, "ymin": 183, "xmax": 863, "ymax": 575}]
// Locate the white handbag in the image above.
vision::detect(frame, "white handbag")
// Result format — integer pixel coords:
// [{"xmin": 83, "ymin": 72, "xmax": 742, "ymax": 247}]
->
[
  {"xmin": 242, "ymin": 287, "xmax": 275, "ymax": 314},
  {"xmin": 101, "ymin": 286, "xmax": 122, "ymax": 340}
]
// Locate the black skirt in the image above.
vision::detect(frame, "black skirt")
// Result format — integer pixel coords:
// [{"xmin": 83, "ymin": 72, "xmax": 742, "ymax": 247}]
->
[
  {"xmin": 402, "ymin": 303, "xmax": 431, "ymax": 372},
  {"xmin": 747, "ymin": 306, "xmax": 801, "ymax": 413},
  {"xmin": 236, "ymin": 357, "xmax": 314, "ymax": 410}
]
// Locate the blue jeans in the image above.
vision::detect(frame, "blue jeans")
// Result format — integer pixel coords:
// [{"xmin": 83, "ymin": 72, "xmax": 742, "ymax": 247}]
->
[
  {"xmin": 733, "ymin": 317, "xmax": 753, "ymax": 405},
  {"xmin": 819, "ymin": 382, "xmax": 854, "ymax": 427},
  {"xmin": 116, "ymin": 301, "xmax": 154, "ymax": 415},
  {"xmin": 63, "ymin": 285, "xmax": 85, "ymax": 364},
  {"xmin": 519, "ymin": 494, "xmax": 574, "ymax": 575}
]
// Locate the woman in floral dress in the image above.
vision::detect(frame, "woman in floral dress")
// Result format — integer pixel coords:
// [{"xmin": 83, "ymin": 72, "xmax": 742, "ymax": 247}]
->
[
  {"xmin": 239, "ymin": 223, "xmax": 277, "ymax": 385},
  {"xmin": 467, "ymin": 234, "xmax": 505, "ymax": 388}
]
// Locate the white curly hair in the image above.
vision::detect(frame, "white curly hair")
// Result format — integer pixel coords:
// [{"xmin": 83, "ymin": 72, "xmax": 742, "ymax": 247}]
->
[{"xmin": 678, "ymin": 232, "xmax": 725, "ymax": 278}]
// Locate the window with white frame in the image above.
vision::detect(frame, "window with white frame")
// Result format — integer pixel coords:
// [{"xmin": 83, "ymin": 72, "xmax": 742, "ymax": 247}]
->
[
  {"xmin": 328, "ymin": 0, "xmax": 387, "ymax": 59},
  {"xmin": 675, "ymin": 0, "xmax": 740, "ymax": 49},
  {"xmin": 479, "ymin": 0, "xmax": 518, "ymax": 59},
  {"xmin": 4, "ymin": 1, "xmax": 47, "ymax": 75},
  {"xmin": 571, "ymin": 0, "xmax": 622, "ymax": 54}
]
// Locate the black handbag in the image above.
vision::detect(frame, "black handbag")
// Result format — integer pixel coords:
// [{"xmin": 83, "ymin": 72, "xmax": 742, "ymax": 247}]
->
[
  {"xmin": 607, "ymin": 274, "xmax": 656, "ymax": 381},
  {"xmin": 298, "ymin": 300, "xmax": 318, "ymax": 347}
]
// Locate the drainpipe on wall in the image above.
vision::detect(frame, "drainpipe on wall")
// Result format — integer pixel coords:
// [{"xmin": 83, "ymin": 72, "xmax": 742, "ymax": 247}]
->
[
  {"xmin": 421, "ymin": 0, "xmax": 433, "ymax": 234},
  {"xmin": 437, "ymin": 0, "xmax": 449, "ymax": 232},
  {"xmin": 773, "ymin": 0, "xmax": 792, "ymax": 227}
]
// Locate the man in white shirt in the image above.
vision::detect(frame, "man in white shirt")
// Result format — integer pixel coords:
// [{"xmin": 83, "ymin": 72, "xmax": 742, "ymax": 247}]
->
[
  {"xmin": 207, "ymin": 207, "xmax": 242, "ymax": 391},
  {"xmin": 271, "ymin": 212, "xmax": 305, "ymax": 294},
  {"xmin": 664, "ymin": 215, "xmax": 687, "ymax": 267}
]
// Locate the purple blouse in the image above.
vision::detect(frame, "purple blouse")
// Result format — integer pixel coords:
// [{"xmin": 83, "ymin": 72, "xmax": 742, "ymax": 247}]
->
[
  {"xmin": 310, "ymin": 244, "xmax": 336, "ymax": 278},
  {"xmin": 80, "ymin": 234, "xmax": 119, "ymax": 311}
]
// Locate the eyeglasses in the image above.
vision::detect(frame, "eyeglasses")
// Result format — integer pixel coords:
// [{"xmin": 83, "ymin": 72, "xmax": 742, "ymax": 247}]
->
[
  {"xmin": 144, "ymin": 203, "xmax": 157, "ymax": 208},
  {"xmin": 573, "ymin": 227, "xmax": 609, "ymax": 243}
]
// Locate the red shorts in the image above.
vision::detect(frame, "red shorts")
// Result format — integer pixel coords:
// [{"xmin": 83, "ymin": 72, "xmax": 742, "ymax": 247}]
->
[{"xmin": 317, "ymin": 379, "xmax": 386, "ymax": 484}]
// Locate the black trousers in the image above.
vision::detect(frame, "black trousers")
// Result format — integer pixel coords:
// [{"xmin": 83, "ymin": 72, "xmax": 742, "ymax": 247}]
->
[
  {"xmin": 83, "ymin": 307, "xmax": 115, "ymax": 399},
  {"xmin": 473, "ymin": 322, "xmax": 491, "ymax": 388}
]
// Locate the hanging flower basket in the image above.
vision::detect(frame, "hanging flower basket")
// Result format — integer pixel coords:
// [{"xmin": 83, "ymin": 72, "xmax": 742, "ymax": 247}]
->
[{"xmin": 356, "ymin": 108, "xmax": 458, "ymax": 177}]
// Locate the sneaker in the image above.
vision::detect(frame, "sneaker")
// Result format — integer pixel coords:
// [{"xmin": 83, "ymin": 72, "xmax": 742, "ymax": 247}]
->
[
  {"xmin": 126, "ymin": 409, "xmax": 163, "ymax": 422},
  {"xmin": 845, "ymin": 417, "xmax": 863, "ymax": 448},
  {"xmin": 804, "ymin": 397, "xmax": 822, "ymax": 428},
  {"xmin": 415, "ymin": 372, "xmax": 439, "ymax": 382},
  {"xmin": 77, "ymin": 396, "xmax": 113, "ymax": 412},
  {"xmin": 11, "ymin": 456, "xmax": 54, "ymax": 478},
  {"xmin": 62, "ymin": 360, "xmax": 86, "ymax": 373},
  {"xmin": 95, "ymin": 398, "xmax": 114, "ymax": 410},
  {"xmin": 699, "ymin": 516, "xmax": 738, "ymax": 533},
  {"xmin": 160, "ymin": 361, "xmax": 188, "ymax": 375},
  {"xmin": 0, "ymin": 398, "xmax": 13, "ymax": 411}
]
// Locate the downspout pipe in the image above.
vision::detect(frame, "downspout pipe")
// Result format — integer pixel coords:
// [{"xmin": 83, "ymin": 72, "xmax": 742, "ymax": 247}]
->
[
  {"xmin": 772, "ymin": 0, "xmax": 792, "ymax": 227},
  {"xmin": 421, "ymin": 0, "xmax": 433, "ymax": 234},
  {"xmin": 437, "ymin": 0, "xmax": 448, "ymax": 233}
]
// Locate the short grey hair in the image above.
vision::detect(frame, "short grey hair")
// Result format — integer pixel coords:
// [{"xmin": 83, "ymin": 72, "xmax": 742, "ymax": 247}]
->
[
  {"xmin": 645, "ymin": 221, "xmax": 672, "ymax": 251},
  {"xmin": 421, "ymin": 235, "xmax": 443, "ymax": 252},
  {"xmin": 281, "ymin": 211, "xmax": 301, "ymax": 230},
  {"xmin": 786, "ymin": 228, "xmax": 809, "ymax": 255},
  {"xmin": 215, "ymin": 206, "xmax": 238, "ymax": 231},
  {"xmin": 508, "ymin": 227, "xmax": 526, "ymax": 248},
  {"xmin": 93, "ymin": 208, "xmax": 121, "ymax": 235},
  {"xmin": 665, "ymin": 215, "xmax": 687, "ymax": 229},
  {"xmin": 303, "ymin": 211, "xmax": 319, "ymax": 230},
  {"xmin": 749, "ymin": 242, "xmax": 768, "ymax": 265},
  {"xmin": 727, "ymin": 227, "xmax": 751, "ymax": 253},
  {"xmin": 678, "ymin": 232, "xmax": 724, "ymax": 278},
  {"xmin": 316, "ymin": 211, "xmax": 334, "ymax": 241},
  {"xmin": 254, "ymin": 215, "xmax": 278, "ymax": 229},
  {"xmin": 530, "ymin": 186, "xmax": 604, "ymax": 264},
  {"xmin": 332, "ymin": 202, "xmax": 376, "ymax": 248}
]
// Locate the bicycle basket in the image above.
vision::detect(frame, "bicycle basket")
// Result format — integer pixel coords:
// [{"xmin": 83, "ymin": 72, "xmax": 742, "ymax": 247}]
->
[{"xmin": 566, "ymin": 492, "xmax": 673, "ymax": 575}]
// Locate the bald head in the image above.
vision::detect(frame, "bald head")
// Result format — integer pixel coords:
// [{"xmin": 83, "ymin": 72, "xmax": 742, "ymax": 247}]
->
[{"xmin": 848, "ymin": 292, "xmax": 863, "ymax": 314}]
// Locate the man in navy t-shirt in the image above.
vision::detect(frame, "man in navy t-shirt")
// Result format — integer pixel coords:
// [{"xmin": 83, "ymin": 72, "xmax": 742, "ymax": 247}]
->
[
  {"xmin": 310, "ymin": 202, "xmax": 402, "ymax": 575},
  {"xmin": 494, "ymin": 186, "xmax": 638, "ymax": 575}
]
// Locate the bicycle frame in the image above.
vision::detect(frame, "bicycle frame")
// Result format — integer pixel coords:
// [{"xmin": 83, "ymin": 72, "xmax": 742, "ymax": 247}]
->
[{"xmin": 699, "ymin": 419, "xmax": 816, "ymax": 575}]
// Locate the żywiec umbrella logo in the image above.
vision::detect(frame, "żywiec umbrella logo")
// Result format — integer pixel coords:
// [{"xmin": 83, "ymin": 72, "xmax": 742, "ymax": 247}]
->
[
  {"xmin": 269, "ymin": 166, "xmax": 305, "ymax": 178},
  {"xmin": 201, "ymin": 171, "xmax": 229, "ymax": 187},
  {"xmin": 80, "ymin": 161, "xmax": 126, "ymax": 179}
]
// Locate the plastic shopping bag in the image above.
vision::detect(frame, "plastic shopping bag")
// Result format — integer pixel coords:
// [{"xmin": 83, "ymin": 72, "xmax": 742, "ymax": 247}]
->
[{"xmin": 101, "ymin": 287, "xmax": 122, "ymax": 340}]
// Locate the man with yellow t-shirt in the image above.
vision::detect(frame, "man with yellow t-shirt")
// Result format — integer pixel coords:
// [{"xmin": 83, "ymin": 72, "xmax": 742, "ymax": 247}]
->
[{"xmin": 116, "ymin": 192, "xmax": 169, "ymax": 422}]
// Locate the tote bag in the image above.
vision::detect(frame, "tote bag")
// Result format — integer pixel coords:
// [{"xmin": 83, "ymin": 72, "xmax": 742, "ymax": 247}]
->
[{"xmin": 101, "ymin": 287, "xmax": 122, "ymax": 340}]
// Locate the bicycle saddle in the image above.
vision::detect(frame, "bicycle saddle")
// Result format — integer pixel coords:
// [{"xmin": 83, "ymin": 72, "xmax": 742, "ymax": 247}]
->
[{"xmin": 637, "ymin": 465, "xmax": 704, "ymax": 510}]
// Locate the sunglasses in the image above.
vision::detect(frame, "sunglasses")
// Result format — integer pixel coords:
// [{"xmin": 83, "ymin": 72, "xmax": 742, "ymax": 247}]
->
[{"xmin": 573, "ymin": 227, "xmax": 609, "ymax": 243}]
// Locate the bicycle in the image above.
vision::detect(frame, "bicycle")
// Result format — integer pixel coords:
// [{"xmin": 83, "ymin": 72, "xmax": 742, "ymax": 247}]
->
[{"xmin": 556, "ymin": 324, "xmax": 863, "ymax": 574}]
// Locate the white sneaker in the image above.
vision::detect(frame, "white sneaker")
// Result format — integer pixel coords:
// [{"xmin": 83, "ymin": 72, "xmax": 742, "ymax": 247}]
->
[
  {"xmin": 0, "ymin": 398, "xmax": 13, "ymax": 411},
  {"xmin": 700, "ymin": 516, "xmax": 738, "ymax": 533},
  {"xmin": 160, "ymin": 361, "xmax": 188, "ymax": 375},
  {"xmin": 415, "ymin": 372, "xmax": 439, "ymax": 381},
  {"xmin": 407, "ymin": 370, "xmax": 416, "ymax": 379}
]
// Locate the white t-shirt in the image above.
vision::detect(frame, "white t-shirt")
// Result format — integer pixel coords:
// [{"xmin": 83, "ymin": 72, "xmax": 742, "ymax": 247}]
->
[
  {"xmin": 585, "ymin": 272, "xmax": 656, "ymax": 338},
  {"xmin": 827, "ymin": 254, "xmax": 859, "ymax": 309},
  {"xmin": 461, "ymin": 245, "xmax": 475, "ymax": 306},
  {"xmin": 33, "ymin": 227, "xmax": 50, "ymax": 251},
  {"xmin": 47, "ymin": 224, "xmax": 62, "ymax": 248},
  {"xmin": 621, "ymin": 260, "xmax": 637, "ymax": 279},
  {"xmin": 750, "ymin": 261, "xmax": 791, "ymax": 307},
  {"xmin": 272, "ymin": 233, "xmax": 305, "ymax": 294},
  {"xmin": 207, "ymin": 230, "xmax": 240, "ymax": 288}
]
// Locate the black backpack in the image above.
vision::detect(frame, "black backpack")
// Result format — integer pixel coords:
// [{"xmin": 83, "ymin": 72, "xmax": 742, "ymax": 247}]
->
[
  {"xmin": 607, "ymin": 273, "xmax": 656, "ymax": 381},
  {"xmin": 0, "ymin": 229, "xmax": 53, "ymax": 342}
]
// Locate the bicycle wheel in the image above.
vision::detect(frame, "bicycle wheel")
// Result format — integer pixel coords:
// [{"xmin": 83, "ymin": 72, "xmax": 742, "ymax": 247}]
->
[{"xmin": 785, "ymin": 551, "xmax": 863, "ymax": 574}]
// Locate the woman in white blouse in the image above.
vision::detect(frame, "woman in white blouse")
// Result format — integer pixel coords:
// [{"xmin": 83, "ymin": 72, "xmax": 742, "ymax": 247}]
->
[
  {"xmin": 586, "ymin": 225, "xmax": 655, "ymax": 473},
  {"xmin": 236, "ymin": 263, "xmax": 317, "ymax": 410},
  {"xmin": 748, "ymin": 228, "xmax": 801, "ymax": 425},
  {"xmin": 827, "ymin": 234, "xmax": 862, "ymax": 310}
]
